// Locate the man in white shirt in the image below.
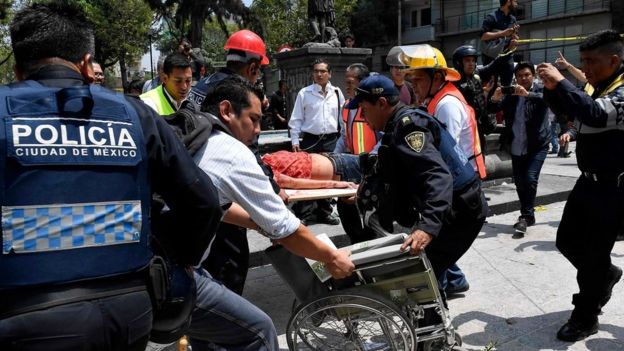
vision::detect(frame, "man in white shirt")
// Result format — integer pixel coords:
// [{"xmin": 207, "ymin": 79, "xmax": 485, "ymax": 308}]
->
[
  {"xmin": 187, "ymin": 76, "xmax": 354, "ymax": 351},
  {"xmin": 289, "ymin": 58, "xmax": 345, "ymax": 225}
]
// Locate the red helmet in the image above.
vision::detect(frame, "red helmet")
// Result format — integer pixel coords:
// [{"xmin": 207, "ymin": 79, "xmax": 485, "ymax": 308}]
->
[{"xmin": 224, "ymin": 29, "xmax": 269, "ymax": 65}]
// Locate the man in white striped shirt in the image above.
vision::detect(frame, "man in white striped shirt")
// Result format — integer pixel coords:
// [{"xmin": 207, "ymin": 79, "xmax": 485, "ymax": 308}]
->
[
  {"xmin": 288, "ymin": 58, "xmax": 345, "ymax": 225},
  {"xmin": 187, "ymin": 76, "xmax": 354, "ymax": 351}
]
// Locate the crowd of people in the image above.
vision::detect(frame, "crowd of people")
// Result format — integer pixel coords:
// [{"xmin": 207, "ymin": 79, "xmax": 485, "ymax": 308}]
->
[{"xmin": 0, "ymin": 0, "xmax": 622, "ymax": 350}]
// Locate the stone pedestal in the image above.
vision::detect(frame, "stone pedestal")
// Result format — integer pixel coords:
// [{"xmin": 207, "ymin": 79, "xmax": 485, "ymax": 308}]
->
[{"xmin": 274, "ymin": 47, "xmax": 373, "ymax": 105}]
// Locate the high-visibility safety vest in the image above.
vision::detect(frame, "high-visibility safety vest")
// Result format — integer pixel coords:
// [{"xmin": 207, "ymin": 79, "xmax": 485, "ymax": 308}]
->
[
  {"xmin": 0, "ymin": 82, "xmax": 151, "ymax": 289},
  {"xmin": 140, "ymin": 85, "xmax": 176, "ymax": 115},
  {"xmin": 427, "ymin": 83, "xmax": 487, "ymax": 179},
  {"xmin": 342, "ymin": 102, "xmax": 378, "ymax": 154}
]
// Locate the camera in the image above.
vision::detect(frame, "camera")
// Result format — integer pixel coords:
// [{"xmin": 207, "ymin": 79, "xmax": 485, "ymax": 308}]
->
[{"xmin": 500, "ymin": 85, "xmax": 516, "ymax": 95}]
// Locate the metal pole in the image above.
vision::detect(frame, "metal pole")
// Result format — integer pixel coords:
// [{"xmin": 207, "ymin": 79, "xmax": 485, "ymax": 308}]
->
[
  {"xmin": 398, "ymin": 0, "xmax": 402, "ymax": 45},
  {"xmin": 149, "ymin": 35, "xmax": 154, "ymax": 79}
]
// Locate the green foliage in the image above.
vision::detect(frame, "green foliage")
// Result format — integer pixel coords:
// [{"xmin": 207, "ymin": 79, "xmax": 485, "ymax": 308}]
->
[
  {"xmin": 251, "ymin": 0, "xmax": 357, "ymax": 53},
  {"xmin": 0, "ymin": 1, "xmax": 16, "ymax": 84},
  {"xmin": 78, "ymin": 0, "xmax": 153, "ymax": 68},
  {"xmin": 350, "ymin": 0, "xmax": 398, "ymax": 46}
]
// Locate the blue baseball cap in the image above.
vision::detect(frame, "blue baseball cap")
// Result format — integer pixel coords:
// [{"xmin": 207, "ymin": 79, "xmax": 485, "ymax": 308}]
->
[{"xmin": 346, "ymin": 75, "xmax": 400, "ymax": 109}]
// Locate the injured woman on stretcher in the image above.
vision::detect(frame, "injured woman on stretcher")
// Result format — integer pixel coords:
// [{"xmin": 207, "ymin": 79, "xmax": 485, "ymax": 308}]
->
[{"xmin": 260, "ymin": 150, "xmax": 362, "ymax": 189}]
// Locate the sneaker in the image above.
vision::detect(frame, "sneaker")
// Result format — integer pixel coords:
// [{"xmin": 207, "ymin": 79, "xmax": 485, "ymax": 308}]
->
[
  {"xmin": 556, "ymin": 319, "xmax": 598, "ymax": 342},
  {"xmin": 549, "ymin": 150, "xmax": 558, "ymax": 154},
  {"xmin": 600, "ymin": 265, "xmax": 622, "ymax": 308},
  {"xmin": 513, "ymin": 218, "xmax": 528, "ymax": 235},
  {"xmin": 300, "ymin": 217, "xmax": 313, "ymax": 226},
  {"xmin": 316, "ymin": 214, "xmax": 340, "ymax": 225}
]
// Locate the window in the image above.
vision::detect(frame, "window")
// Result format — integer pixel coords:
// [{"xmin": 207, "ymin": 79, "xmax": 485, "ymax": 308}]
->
[{"xmin": 411, "ymin": 7, "xmax": 432, "ymax": 27}]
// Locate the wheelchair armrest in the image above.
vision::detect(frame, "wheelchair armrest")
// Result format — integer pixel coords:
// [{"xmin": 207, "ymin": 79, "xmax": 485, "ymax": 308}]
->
[{"xmin": 350, "ymin": 244, "xmax": 409, "ymax": 266}]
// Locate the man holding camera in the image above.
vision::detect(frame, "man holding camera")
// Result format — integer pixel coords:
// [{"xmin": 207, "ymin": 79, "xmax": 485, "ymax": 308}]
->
[{"xmin": 489, "ymin": 62, "xmax": 551, "ymax": 236}]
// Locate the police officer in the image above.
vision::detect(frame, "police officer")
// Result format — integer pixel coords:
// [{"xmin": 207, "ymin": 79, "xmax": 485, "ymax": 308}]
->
[
  {"xmin": 0, "ymin": 2, "xmax": 222, "ymax": 350},
  {"xmin": 348, "ymin": 74, "xmax": 488, "ymax": 290},
  {"xmin": 537, "ymin": 30, "xmax": 624, "ymax": 341},
  {"xmin": 452, "ymin": 45, "xmax": 507, "ymax": 149}
]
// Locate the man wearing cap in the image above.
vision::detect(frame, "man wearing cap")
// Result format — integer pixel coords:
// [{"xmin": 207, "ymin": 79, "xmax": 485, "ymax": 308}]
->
[
  {"xmin": 289, "ymin": 58, "xmax": 345, "ymax": 225},
  {"xmin": 349, "ymin": 74, "xmax": 487, "ymax": 304}
]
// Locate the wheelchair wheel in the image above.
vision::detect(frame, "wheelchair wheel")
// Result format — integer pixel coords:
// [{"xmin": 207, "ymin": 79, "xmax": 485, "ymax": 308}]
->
[{"xmin": 286, "ymin": 288, "xmax": 416, "ymax": 350}]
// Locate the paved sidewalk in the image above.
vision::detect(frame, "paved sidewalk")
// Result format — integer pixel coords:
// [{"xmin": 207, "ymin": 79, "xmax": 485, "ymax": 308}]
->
[
  {"xmin": 243, "ymin": 201, "xmax": 624, "ymax": 350},
  {"xmin": 241, "ymin": 143, "xmax": 624, "ymax": 350}
]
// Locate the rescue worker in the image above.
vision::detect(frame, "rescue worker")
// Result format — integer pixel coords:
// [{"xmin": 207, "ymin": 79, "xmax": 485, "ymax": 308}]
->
[
  {"xmin": 140, "ymin": 52, "xmax": 193, "ymax": 115},
  {"xmin": 333, "ymin": 63, "xmax": 379, "ymax": 244},
  {"xmin": 0, "ymin": 2, "xmax": 222, "ymax": 350},
  {"xmin": 537, "ymin": 29, "xmax": 624, "ymax": 341},
  {"xmin": 187, "ymin": 29, "xmax": 278, "ymax": 295},
  {"xmin": 348, "ymin": 74, "xmax": 488, "ymax": 299},
  {"xmin": 389, "ymin": 44, "xmax": 487, "ymax": 296}
]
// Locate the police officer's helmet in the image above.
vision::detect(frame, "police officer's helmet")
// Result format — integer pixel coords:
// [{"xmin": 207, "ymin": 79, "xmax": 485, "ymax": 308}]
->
[{"xmin": 452, "ymin": 45, "xmax": 479, "ymax": 72}]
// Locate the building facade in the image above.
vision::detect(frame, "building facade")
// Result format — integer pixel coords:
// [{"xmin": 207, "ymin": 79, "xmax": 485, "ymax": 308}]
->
[{"xmin": 370, "ymin": 0, "xmax": 616, "ymax": 78}]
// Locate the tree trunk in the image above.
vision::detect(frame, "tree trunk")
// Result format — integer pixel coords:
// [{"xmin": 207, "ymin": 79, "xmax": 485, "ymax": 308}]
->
[
  {"xmin": 119, "ymin": 54, "xmax": 129, "ymax": 94},
  {"xmin": 190, "ymin": 7, "xmax": 206, "ymax": 47}
]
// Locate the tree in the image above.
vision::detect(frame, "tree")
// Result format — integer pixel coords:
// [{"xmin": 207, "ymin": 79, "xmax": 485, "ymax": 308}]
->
[
  {"xmin": 145, "ymin": 0, "xmax": 262, "ymax": 48},
  {"xmin": 79, "ymin": 0, "xmax": 153, "ymax": 91},
  {"xmin": 350, "ymin": 0, "xmax": 398, "ymax": 46},
  {"xmin": 251, "ymin": 0, "xmax": 357, "ymax": 53},
  {"xmin": 0, "ymin": 0, "xmax": 16, "ymax": 84}
]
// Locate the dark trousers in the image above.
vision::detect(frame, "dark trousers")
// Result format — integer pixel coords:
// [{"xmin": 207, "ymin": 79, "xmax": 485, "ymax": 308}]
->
[
  {"xmin": 337, "ymin": 200, "xmax": 376, "ymax": 244},
  {"xmin": 482, "ymin": 54, "xmax": 514, "ymax": 87},
  {"xmin": 203, "ymin": 223, "xmax": 249, "ymax": 295},
  {"xmin": 511, "ymin": 146, "xmax": 548, "ymax": 219},
  {"xmin": 293, "ymin": 132, "xmax": 339, "ymax": 220},
  {"xmin": 0, "ymin": 290, "xmax": 152, "ymax": 351},
  {"xmin": 426, "ymin": 182, "xmax": 488, "ymax": 281},
  {"xmin": 556, "ymin": 176, "xmax": 624, "ymax": 322}
]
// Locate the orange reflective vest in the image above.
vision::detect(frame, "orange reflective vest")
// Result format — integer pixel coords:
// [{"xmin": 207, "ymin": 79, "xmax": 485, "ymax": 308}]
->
[
  {"xmin": 342, "ymin": 102, "xmax": 378, "ymax": 155},
  {"xmin": 427, "ymin": 83, "xmax": 487, "ymax": 179}
]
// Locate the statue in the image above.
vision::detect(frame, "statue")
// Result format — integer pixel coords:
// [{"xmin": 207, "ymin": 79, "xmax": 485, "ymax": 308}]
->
[
  {"xmin": 308, "ymin": 0, "xmax": 335, "ymax": 42},
  {"xmin": 303, "ymin": 27, "xmax": 340, "ymax": 48}
]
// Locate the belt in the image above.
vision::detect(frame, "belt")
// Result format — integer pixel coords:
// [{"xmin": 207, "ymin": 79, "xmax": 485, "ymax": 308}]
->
[
  {"xmin": 582, "ymin": 171, "xmax": 624, "ymax": 187},
  {"xmin": 0, "ymin": 273, "xmax": 147, "ymax": 319}
]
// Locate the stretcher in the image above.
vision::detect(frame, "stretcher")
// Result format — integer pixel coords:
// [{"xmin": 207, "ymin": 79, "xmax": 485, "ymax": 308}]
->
[{"xmin": 284, "ymin": 188, "xmax": 357, "ymax": 202}]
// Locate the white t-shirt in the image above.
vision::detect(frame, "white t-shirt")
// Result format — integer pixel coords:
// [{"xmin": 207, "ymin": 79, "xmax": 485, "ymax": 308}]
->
[{"xmin": 434, "ymin": 95, "xmax": 476, "ymax": 171}]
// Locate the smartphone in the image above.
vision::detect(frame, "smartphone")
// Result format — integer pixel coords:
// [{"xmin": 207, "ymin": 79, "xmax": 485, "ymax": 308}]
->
[{"xmin": 500, "ymin": 86, "xmax": 516, "ymax": 95}]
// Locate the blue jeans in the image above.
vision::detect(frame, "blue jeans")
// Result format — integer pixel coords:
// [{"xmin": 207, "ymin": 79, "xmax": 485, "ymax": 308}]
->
[
  {"xmin": 550, "ymin": 121, "xmax": 561, "ymax": 153},
  {"xmin": 511, "ymin": 146, "xmax": 549, "ymax": 219},
  {"xmin": 325, "ymin": 152, "xmax": 362, "ymax": 183},
  {"xmin": 438, "ymin": 263, "xmax": 468, "ymax": 291},
  {"xmin": 187, "ymin": 268, "xmax": 278, "ymax": 351}
]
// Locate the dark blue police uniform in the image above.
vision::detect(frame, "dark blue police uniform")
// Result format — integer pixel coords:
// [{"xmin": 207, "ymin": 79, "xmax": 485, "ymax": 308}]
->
[
  {"xmin": 0, "ymin": 65, "xmax": 222, "ymax": 350},
  {"xmin": 544, "ymin": 68, "xmax": 624, "ymax": 329},
  {"xmin": 374, "ymin": 105, "xmax": 488, "ymax": 280}
]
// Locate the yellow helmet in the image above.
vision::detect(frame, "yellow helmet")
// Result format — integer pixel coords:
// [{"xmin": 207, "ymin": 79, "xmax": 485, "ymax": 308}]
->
[{"xmin": 386, "ymin": 44, "xmax": 461, "ymax": 82}]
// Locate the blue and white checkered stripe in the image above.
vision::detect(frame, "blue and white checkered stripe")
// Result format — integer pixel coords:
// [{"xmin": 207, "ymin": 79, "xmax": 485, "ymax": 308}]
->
[{"xmin": 2, "ymin": 201, "xmax": 142, "ymax": 254}]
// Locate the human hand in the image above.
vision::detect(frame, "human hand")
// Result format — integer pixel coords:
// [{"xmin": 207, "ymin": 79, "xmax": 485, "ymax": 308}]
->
[
  {"xmin": 559, "ymin": 133, "xmax": 571, "ymax": 146},
  {"xmin": 292, "ymin": 144, "xmax": 301, "ymax": 152},
  {"xmin": 400, "ymin": 229, "xmax": 433, "ymax": 256},
  {"xmin": 278, "ymin": 189, "xmax": 290, "ymax": 204},
  {"xmin": 483, "ymin": 78, "xmax": 495, "ymax": 96},
  {"xmin": 325, "ymin": 249, "xmax": 354, "ymax": 279},
  {"xmin": 514, "ymin": 85, "xmax": 529, "ymax": 97},
  {"xmin": 492, "ymin": 86, "xmax": 504, "ymax": 103},
  {"xmin": 555, "ymin": 51, "xmax": 570, "ymax": 70},
  {"xmin": 537, "ymin": 63, "xmax": 565, "ymax": 90}
]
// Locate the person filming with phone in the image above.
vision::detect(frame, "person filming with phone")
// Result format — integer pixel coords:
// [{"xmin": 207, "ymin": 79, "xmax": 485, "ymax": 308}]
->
[{"xmin": 489, "ymin": 61, "xmax": 551, "ymax": 236}]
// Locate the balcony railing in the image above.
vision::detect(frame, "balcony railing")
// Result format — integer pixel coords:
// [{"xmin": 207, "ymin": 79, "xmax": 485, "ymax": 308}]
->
[
  {"xmin": 402, "ymin": 25, "xmax": 436, "ymax": 44},
  {"xmin": 440, "ymin": 0, "xmax": 610, "ymax": 35}
]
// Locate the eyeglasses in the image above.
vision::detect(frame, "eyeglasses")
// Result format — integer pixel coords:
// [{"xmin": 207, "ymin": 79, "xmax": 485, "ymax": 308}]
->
[
  {"xmin": 94, "ymin": 72, "xmax": 104, "ymax": 77},
  {"xmin": 313, "ymin": 69, "xmax": 329, "ymax": 74}
]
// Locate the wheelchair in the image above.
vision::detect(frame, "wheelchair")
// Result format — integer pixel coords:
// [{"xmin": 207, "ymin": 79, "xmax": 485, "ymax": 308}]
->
[{"xmin": 266, "ymin": 234, "xmax": 463, "ymax": 351}]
